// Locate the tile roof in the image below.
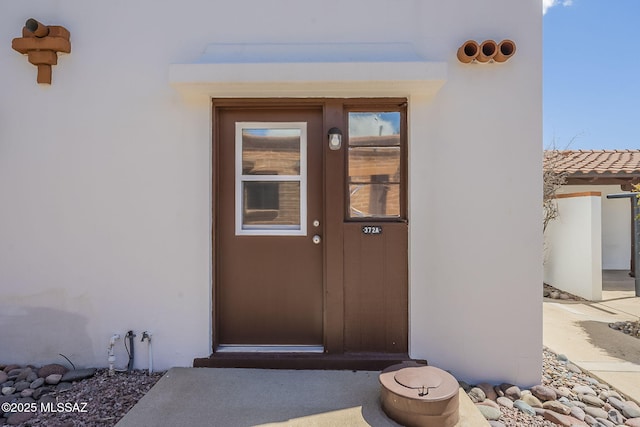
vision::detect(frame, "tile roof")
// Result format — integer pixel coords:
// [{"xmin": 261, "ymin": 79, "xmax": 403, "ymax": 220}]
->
[{"xmin": 545, "ymin": 150, "xmax": 640, "ymax": 177}]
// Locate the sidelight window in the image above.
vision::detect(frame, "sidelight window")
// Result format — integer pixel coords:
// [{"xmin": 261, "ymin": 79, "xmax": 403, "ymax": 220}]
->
[{"xmin": 347, "ymin": 112, "xmax": 403, "ymax": 219}]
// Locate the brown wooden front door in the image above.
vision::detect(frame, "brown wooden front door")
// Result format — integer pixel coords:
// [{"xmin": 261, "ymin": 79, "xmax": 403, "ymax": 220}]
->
[{"xmin": 215, "ymin": 106, "xmax": 324, "ymax": 347}]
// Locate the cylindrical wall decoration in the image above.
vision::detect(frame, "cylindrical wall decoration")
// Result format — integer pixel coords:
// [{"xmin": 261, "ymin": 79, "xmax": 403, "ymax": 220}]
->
[
  {"xmin": 457, "ymin": 39, "xmax": 516, "ymax": 64},
  {"xmin": 456, "ymin": 40, "xmax": 479, "ymax": 63},
  {"xmin": 476, "ymin": 40, "xmax": 497, "ymax": 63},
  {"xmin": 494, "ymin": 39, "xmax": 516, "ymax": 63}
]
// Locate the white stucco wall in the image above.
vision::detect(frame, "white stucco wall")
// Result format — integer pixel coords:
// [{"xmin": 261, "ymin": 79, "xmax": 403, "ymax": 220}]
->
[
  {"xmin": 0, "ymin": 0, "xmax": 542, "ymax": 385},
  {"xmin": 558, "ymin": 185, "xmax": 631, "ymax": 270},
  {"xmin": 544, "ymin": 193, "xmax": 603, "ymax": 300}
]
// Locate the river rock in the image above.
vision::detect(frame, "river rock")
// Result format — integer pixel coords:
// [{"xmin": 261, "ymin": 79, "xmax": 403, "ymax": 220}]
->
[
  {"xmin": 625, "ymin": 418, "xmax": 640, "ymax": 427},
  {"xmin": 570, "ymin": 405, "xmax": 586, "ymax": 421},
  {"xmin": 544, "ymin": 410, "xmax": 589, "ymax": 426},
  {"xmin": 476, "ymin": 404, "xmax": 501, "ymax": 421},
  {"xmin": 45, "ymin": 374, "xmax": 62, "ymax": 385},
  {"xmin": 594, "ymin": 418, "xmax": 614, "ymax": 427},
  {"xmin": 622, "ymin": 400, "xmax": 640, "ymax": 418},
  {"xmin": 477, "ymin": 399, "xmax": 500, "ymax": 410},
  {"xmin": 13, "ymin": 381, "xmax": 30, "ymax": 392},
  {"xmin": 0, "ymin": 372, "xmax": 8, "ymax": 384},
  {"xmin": 566, "ymin": 363, "xmax": 583, "ymax": 374},
  {"xmin": 574, "ymin": 385, "xmax": 597, "ymax": 396},
  {"xmin": 514, "ymin": 400, "xmax": 536, "ymax": 416},
  {"xmin": 497, "ymin": 396, "xmax": 514, "ymax": 408},
  {"xmin": 607, "ymin": 408, "xmax": 624, "ymax": 424},
  {"xmin": 584, "ymin": 406, "xmax": 608, "ymax": 419},
  {"xmin": 543, "ymin": 400, "xmax": 571, "ymax": 415},
  {"xmin": 505, "ymin": 385, "xmax": 522, "ymax": 401},
  {"xmin": 15, "ymin": 368, "xmax": 32, "ymax": 382},
  {"xmin": 2, "ymin": 387, "xmax": 15, "ymax": 396},
  {"xmin": 581, "ymin": 394, "xmax": 605, "ymax": 407},
  {"xmin": 608, "ymin": 396, "xmax": 625, "ymax": 412},
  {"xmin": 477, "ymin": 382, "xmax": 498, "ymax": 401},
  {"xmin": 20, "ymin": 388, "xmax": 34, "ymax": 398},
  {"xmin": 32, "ymin": 387, "xmax": 52, "ymax": 400},
  {"xmin": 556, "ymin": 386, "xmax": 572, "ymax": 398},
  {"xmin": 38, "ymin": 364, "xmax": 67, "ymax": 378},
  {"xmin": 468, "ymin": 387, "xmax": 486, "ymax": 403},
  {"xmin": 30, "ymin": 378, "xmax": 44, "ymax": 389},
  {"xmin": 488, "ymin": 421, "xmax": 506, "ymax": 427},
  {"xmin": 532, "ymin": 384, "xmax": 557, "ymax": 402},
  {"xmin": 521, "ymin": 393, "xmax": 543, "ymax": 408}
]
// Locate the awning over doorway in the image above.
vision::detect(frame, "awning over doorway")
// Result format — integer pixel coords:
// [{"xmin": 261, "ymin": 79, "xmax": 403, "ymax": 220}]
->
[{"xmin": 169, "ymin": 43, "xmax": 447, "ymax": 98}]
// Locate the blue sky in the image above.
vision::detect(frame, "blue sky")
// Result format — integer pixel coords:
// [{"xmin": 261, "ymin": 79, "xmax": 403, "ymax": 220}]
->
[{"xmin": 543, "ymin": 0, "xmax": 640, "ymax": 150}]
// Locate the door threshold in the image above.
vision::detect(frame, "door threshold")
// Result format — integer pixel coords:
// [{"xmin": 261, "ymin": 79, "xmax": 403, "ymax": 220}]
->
[
  {"xmin": 216, "ymin": 345, "xmax": 324, "ymax": 353},
  {"xmin": 194, "ymin": 352, "xmax": 417, "ymax": 370}
]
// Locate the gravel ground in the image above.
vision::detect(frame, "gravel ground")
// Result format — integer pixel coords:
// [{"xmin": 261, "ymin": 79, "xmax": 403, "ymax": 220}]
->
[{"xmin": 1, "ymin": 370, "xmax": 162, "ymax": 427}]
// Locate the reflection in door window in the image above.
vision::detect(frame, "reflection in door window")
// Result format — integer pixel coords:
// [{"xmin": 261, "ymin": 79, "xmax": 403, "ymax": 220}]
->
[
  {"xmin": 348, "ymin": 112, "xmax": 402, "ymax": 218},
  {"xmin": 235, "ymin": 123, "xmax": 307, "ymax": 235}
]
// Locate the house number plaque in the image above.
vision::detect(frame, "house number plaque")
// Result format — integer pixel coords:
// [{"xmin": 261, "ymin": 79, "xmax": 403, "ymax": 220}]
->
[{"xmin": 362, "ymin": 226, "xmax": 382, "ymax": 235}]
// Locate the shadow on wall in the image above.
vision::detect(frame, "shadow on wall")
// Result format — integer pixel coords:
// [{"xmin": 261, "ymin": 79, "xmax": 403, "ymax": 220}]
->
[
  {"xmin": 0, "ymin": 306, "xmax": 93, "ymax": 367},
  {"xmin": 578, "ymin": 320, "xmax": 640, "ymax": 365}
]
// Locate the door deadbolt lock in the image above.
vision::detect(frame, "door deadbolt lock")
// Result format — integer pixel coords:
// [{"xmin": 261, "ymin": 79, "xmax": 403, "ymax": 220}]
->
[{"xmin": 312, "ymin": 235, "xmax": 321, "ymax": 244}]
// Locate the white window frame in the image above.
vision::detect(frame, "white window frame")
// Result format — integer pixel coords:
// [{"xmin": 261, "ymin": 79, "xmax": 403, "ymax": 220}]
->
[{"xmin": 235, "ymin": 122, "xmax": 307, "ymax": 236}]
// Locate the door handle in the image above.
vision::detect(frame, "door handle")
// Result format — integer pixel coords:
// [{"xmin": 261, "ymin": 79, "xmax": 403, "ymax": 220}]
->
[{"xmin": 312, "ymin": 235, "xmax": 321, "ymax": 244}]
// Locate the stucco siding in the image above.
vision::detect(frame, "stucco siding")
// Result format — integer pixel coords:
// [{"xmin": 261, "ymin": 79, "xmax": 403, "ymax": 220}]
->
[{"xmin": 0, "ymin": 0, "xmax": 542, "ymax": 385}]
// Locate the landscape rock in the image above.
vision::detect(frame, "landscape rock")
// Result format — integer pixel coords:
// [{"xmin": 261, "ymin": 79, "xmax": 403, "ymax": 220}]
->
[
  {"xmin": 625, "ymin": 418, "xmax": 640, "ymax": 427},
  {"xmin": 45, "ymin": 374, "xmax": 62, "ymax": 385},
  {"xmin": 570, "ymin": 405, "xmax": 586, "ymax": 421},
  {"xmin": 622, "ymin": 400, "xmax": 640, "ymax": 418},
  {"xmin": 13, "ymin": 381, "xmax": 30, "ymax": 392},
  {"xmin": 0, "ymin": 372, "xmax": 8, "ymax": 384},
  {"xmin": 30, "ymin": 378, "xmax": 44, "ymax": 389},
  {"xmin": 594, "ymin": 418, "xmax": 614, "ymax": 427},
  {"xmin": 504, "ymin": 385, "xmax": 522, "ymax": 401},
  {"xmin": 2, "ymin": 387, "xmax": 15, "ymax": 396},
  {"xmin": 513, "ymin": 399, "xmax": 536, "ymax": 416},
  {"xmin": 574, "ymin": 385, "xmax": 597, "ymax": 396},
  {"xmin": 584, "ymin": 406, "xmax": 608, "ymax": 419},
  {"xmin": 496, "ymin": 396, "xmax": 513, "ymax": 408},
  {"xmin": 468, "ymin": 387, "xmax": 486, "ymax": 403},
  {"xmin": 581, "ymin": 394, "xmax": 605, "ymax": 407},
  {"xmin": 607, "ymin": 408, "xmax": 624, "ymax": 424},
  {"xmin": 544, "ymin": 410, "xmax": 589, "ymax": 426},
  {"xmin": 61, "ymin": 368, "xmax": 97, "ymax": 383},
  {"xmin": 477, "ymin": 382, "xmax": 498, "ymax": 401},
  {"xmin": 38, "ymin": 364, "xmax": 68, "ymax": 378},
  {"xmin": 608, "ymin": 396, "xmax": 625, "ymax": 412},
  {"xmin": 521, "ymin": 393, "xmax": 543, "ymax": 408},
  {"xmin": 543, "ymin": 399, "xmax": 571, "ymax": 415},
  {"xmin": 476, "ymin": 404, "xmax": 501, "ymax": 421},
  {"xmin": 532, "ymin": 384, "xmax": 557, "ymax": 401}
]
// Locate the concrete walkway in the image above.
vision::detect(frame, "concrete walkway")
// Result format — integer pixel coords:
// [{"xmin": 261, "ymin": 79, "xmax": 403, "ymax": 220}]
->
[
  {"xmin": 115, "ymin": 369, "xmax": 488, "ymax": 427},
  {"xmin": 543, "ymin": 270, "xmax": 640, "ymax": 404}
]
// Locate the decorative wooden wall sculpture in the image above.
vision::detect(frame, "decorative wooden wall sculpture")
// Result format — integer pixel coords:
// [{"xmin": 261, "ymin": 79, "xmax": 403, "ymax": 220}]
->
[{"xmin": 11, "ymin": 18, "xmax": 71, "ymax": 84}]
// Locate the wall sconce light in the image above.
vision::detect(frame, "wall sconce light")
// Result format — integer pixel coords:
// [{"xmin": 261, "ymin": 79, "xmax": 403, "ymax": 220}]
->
[{"xmin": 328, "ymin": 127, "xmax": 343, "ymax": 150}]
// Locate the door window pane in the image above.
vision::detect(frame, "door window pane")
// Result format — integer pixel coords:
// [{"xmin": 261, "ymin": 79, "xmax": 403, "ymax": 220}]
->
[
  {"xmin": 235, "ymin": 122, "xmax": 307, "ymax": 235},
  {"xmin": 347, "ymin": 112, "xmax": 402, "ymax": 219},
  {"xmin": 242, "ymin": 129, "xmax": 301, "ymax": 175},
  {"xmin": 243, "ymin": 181, "xmax": 301, "ymax": 227}
]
